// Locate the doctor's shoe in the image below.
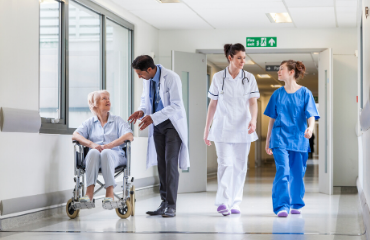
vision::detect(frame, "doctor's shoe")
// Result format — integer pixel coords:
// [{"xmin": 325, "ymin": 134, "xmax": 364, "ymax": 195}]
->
[
  {"xmin": 79, "ymin": 195, "xmax": 92, "ymax": 202},
  {"xmin": 162, "ymin": 207, "xmax": 176, "ymax": 217},
  {"xmin": 290, "ymin": 209, "xmax": 301, "ymax": 214},
  {"xmin": 217, "ymin": 204, "xmax": 231, "ymax": 216},
  {"xmin": 277, "ymin": 210, "xmax": 288, "ymax": 217},
  {"xmin": 146, "ymin": 201, "xmax": 167, "ymax": 216}
]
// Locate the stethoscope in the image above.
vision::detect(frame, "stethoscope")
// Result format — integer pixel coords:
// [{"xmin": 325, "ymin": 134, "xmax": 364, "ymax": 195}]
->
[{"xmin": 220, "ymin": 68, "xmax": 249, "ymax": 94}]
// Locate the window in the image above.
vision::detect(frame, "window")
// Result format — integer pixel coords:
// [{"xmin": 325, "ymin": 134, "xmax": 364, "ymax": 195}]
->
[
  {"xmin": 68, "ymin": 2, "xmax": 101, "ymax": 128},
  {"xmin": 39, "ymin": 0, "xmax": 134, "ymax": 134},
  {"xmin": 106, "ymin": 19, "xmax": 131, "ymax": 121},
  {"xmin": 40, "ymin": 1, "xmax": 61, "ymax": 120}
]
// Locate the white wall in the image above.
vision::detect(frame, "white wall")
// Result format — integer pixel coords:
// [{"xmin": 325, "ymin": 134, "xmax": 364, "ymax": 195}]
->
[
  {"xmin": 0, "ymin": 0, "xmax": 158, "ymax": 214},
  {"xmin": 333, "ymin": 55, "xmax": 358, "ymax": 186},
  {"xmin": 359, "ymin": 0, "xmax": 370, "ymax": 207}
]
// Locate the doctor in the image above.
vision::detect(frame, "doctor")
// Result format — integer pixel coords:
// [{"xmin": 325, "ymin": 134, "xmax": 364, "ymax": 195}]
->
[
  {"xmin": 204, "ymin": 43, "xmax": 260, "ymax": 216},
  {"xmin": 128, "ymin": 55, "xmax": 189, "ymax": 218}
]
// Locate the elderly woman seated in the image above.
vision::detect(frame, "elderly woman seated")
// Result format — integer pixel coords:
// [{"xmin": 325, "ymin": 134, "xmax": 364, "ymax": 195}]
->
[{"xmin": 72, "ymin": 90, "xmax": 134, "ymax": 204}]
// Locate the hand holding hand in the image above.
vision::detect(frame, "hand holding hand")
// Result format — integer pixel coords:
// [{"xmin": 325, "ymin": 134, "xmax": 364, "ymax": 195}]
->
[
  {"xmin": 304, "ymin": 128, "xmax": 313, "ymax": 139},
  {"xmin": 139, "ymin": 115, "xmax": 153, "ymax": 131},
  {"xmin": 90, "ymin": 142, "xmax": 104, "ymax": 152},
  {"xmin": 128, "ymin": 111, "xmax": 144, "ymax": 124},
  {"xmin": 248, "ymin": 121, "xmax": 256, "ymax": 134}
]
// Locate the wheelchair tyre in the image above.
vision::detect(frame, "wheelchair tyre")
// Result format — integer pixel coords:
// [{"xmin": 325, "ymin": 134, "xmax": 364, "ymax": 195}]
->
[
  {"xmin": 130, "ymin": 185, "xmax": 135, "ymax": 216},
  {"xmin": 115, "ymin": 199, "xmax": 132, "ymax": 219},
  {"xmin": 66, "ymin": 198, "xmax": 79, "ymax": 219}
]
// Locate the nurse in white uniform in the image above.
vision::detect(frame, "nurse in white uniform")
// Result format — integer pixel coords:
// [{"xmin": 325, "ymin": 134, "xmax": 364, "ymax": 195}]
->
[{"xmin": 204, "ymin": 43, "xmax": 260, "ymax": 216}]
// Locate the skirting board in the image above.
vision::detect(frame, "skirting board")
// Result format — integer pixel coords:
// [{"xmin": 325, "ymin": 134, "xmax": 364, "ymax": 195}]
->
[
  {"xmin": 0, "ymin": 176, "xmax": 159, "ymax": 216},
  {"xmin": 357, "ymin": 178, "xmax": 370, "ymax": 240}
]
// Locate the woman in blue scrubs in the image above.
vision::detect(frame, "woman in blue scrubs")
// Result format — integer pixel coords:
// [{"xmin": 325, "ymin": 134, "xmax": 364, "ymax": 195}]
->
[{"xmin": 264, "ymin": 60, "xmax": 319, "ymax": 217}]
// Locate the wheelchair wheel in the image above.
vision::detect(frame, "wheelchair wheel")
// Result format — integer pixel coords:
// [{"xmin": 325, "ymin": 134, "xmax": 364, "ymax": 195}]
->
[
  {"xmin": 115, "ymin": 199, "xmax": 132, "ymax": 219},
  {"xmin": 66, "ymin": 198, "xmax": 79, "ymax": 219},
  {"xmin": 130, "ymin": 185, "xmax": 135, "ymax": 216}
]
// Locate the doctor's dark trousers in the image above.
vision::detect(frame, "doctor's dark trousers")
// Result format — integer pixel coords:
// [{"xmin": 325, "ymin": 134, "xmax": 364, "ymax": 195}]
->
[
  {"xmin": 272, "ymin": 148, "xmax": 308, "ymax": 214},
  {"xmin": 153, "ymin": 119, "xmax": 182, "ymax": 209}
]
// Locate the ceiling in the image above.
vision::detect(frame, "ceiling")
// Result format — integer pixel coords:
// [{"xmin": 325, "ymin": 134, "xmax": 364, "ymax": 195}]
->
[
  {"xmin": 111, "ymin": 0, "xmax": 358, "ymax": 29},
  {"xmin": 207, "ymin": 52, "xmax": 319, "ymax": 95}
]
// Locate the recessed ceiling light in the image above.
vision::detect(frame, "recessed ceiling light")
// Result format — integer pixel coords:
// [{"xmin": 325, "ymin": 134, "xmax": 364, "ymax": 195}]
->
[
  {"xmin": 271, "ymin": 85, "xmax": 282, "ymax": 88},
  {"xmin": 257, "ymin": 74, "xmax": 271, "ymax": 78},
  {"xmin": 266, "ymin": 13, "xmax": 292, "ymax": 23},
  {"xmin": 313, "ymin": 52, "xmax": 319, "ymax": 55},
  {"xmin": 245, "ymin": 60, "xmax": 255, "ymax": 65},
  {"xmin": 156, "ymin": 0, "xmax": 181, "ymax": 3}
]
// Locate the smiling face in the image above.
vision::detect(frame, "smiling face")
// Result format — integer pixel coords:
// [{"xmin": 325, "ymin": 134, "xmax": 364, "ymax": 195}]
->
[
  {"xmin": 97, "ymin": 92, "xmax": 111, "ymax": 113},
  {"xmin": 228, "ymin": 51, "xmax": 246, "ymax": 70},
  {"xmin": 278, "ymin": 63, "xmax": 295, "ymax": 82}
]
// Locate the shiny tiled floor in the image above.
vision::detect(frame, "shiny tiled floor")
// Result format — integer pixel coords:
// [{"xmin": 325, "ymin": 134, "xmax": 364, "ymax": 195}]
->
[{"xmin": 0, "ymin": 159, "xmax": 366, "ymax": 239}]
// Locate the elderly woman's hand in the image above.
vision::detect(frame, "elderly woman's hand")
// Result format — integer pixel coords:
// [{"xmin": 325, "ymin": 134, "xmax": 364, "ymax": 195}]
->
[{"xmin": 89, "ymin": 141, "xmax": 104, "ymax": 152}]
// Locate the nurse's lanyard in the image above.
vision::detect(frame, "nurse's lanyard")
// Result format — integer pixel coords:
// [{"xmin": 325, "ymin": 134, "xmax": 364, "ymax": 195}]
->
[{"xmin": 220, "ymin": 68, "xmax": 249, "ymax": 94}]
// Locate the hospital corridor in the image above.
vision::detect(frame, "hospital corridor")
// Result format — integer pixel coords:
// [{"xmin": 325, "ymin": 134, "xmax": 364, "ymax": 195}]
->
[{"xmin": 1, "ymin": 0, "xmax": 370, "ymax": 239}]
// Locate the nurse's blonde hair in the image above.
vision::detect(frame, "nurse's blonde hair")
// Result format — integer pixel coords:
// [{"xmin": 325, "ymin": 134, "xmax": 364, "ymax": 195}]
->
[{"xmin": 88, "ymin": 90, "xmax": 110, "ymax": 115}]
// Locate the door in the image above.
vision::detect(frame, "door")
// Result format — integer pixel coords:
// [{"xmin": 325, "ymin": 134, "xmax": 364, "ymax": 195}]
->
[
  {"xmin": 318, "ymin": 48, "xmax": 333, "ymax": 195},
  {"xmin": 172, "ymin": 51, "xmax": 207, "ymax": 193}
]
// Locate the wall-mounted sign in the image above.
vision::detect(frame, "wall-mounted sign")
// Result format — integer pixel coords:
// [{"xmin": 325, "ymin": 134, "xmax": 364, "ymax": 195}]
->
[
  {"xmin": 265, "ymin": 65, "xmax": 280, "ymax": 72},
  {"xmin": 246, "ymin": 37, "xmax": 277, "ymax": 47},
  {"xmin": 314, "ymin": 96, "xmax": 318, "ymax": 103}
]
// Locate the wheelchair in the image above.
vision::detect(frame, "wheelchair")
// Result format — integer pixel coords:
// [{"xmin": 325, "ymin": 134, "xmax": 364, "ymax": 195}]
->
[{"xmin": 66, "ymin": 140, "xmax": 135, "ymax": 219}]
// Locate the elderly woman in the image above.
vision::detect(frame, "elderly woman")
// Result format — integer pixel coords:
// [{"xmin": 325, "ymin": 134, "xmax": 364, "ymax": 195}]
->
[{"xmin": 72, "ymin": 90, "xmax": 134, "ymax": 203}]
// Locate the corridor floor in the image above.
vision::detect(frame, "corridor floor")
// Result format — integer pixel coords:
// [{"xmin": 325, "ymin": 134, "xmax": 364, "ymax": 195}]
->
[{"xmin": 0, "ymin": 159, "xmax": 366, "ymax": 239}]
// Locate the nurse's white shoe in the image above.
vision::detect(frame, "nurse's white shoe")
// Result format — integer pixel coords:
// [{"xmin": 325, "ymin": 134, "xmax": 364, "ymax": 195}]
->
[
  {"xmin": 230, "ymin": 205, "xmax": 241, "ymax": 214},
  {"xmin": 277, "ymin": 210, "xmax": 288, "ymax": 217}
]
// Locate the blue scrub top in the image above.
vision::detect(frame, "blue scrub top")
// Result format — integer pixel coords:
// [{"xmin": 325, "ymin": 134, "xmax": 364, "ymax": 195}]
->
[
  {"xmin": 149, "ymin": 65, "xmax": 164, "ymax": 113},
  {"xmin": 264, "ymin": 86, "xmax": 320, "ymax": 152}
]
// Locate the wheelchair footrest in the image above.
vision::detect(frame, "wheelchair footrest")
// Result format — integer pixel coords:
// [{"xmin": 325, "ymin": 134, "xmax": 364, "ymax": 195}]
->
[
  {"xmin": 102, "ymin": 200, "xmax": 123, "ymax": 210},
  {"xmin": 73, "ymin": 200, "xmax": 96, "ymax": 210}
]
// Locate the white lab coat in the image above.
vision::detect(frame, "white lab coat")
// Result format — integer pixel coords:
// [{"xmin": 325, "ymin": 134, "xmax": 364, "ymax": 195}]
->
[
  {"xmin": 139, "ymin": 65, "xmax": 190, "ymax": 170},
  {"xmin": 207, "ymin": 68, "xmax": 260, "ymax": 143}
]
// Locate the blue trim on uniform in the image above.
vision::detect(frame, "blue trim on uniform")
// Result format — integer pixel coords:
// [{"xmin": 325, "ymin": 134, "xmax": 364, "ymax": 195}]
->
[{"xmin": 208, "ymin": 91, "xmax": 218, "ymax": 96}]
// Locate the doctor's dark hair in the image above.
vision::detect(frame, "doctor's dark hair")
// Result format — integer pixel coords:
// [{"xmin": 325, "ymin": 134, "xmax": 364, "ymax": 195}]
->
[
  {"xmin": 132, "ymin": 55, "xmax": 157, "ymax": 71},
  {"xmin": 280, "ymin": 60, "xmax": 306, "ymax": 80},
  {"xmin": 224, "ymin": 43, "xmax": 245, "ymax": 62}
]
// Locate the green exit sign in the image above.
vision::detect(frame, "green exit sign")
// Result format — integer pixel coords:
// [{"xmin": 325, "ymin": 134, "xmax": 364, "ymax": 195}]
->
[{"xmin": 246, "ymin": 37, "xmax": 277, "ymax": 48}]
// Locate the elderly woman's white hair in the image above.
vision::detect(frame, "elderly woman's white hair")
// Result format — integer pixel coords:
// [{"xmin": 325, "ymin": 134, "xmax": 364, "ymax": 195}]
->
[{"xmin": 88, "ymin": 90, "xmax": 110, "ymax": 115}]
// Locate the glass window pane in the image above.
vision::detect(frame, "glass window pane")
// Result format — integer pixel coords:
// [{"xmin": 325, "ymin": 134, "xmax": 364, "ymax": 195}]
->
[
  {"xmin": 40, "ymin": 1, "xmax": 60, "ymax": 119},
  {"xmin": 106, "ymin": 19, "xmax": 129, "ymax": 120},
  {"xmin": 69, "ymin": 2, "xmax": 101, "ymax": 128}
]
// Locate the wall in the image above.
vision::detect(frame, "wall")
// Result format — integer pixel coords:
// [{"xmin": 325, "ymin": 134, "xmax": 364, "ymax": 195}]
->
[
  {"xmin": 0, "ymin": 0, "xmax": 159, "ymax": 216},
  {"xmin": 359, "ymin": 0, "xmax": 370, "ymax": 209},
  {"xmin": 333, "ymin": 55, "xmax": 358, "ymax": 186}
]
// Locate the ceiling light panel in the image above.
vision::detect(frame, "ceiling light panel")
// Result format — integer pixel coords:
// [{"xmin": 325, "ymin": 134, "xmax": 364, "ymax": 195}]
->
[
  {"xmin": 257, "ymin": 74, "xmax": 271, "ymax": 78},
  {"xmin": 267, "ymin": 13, "xmax": 292, "ymax": 23}
]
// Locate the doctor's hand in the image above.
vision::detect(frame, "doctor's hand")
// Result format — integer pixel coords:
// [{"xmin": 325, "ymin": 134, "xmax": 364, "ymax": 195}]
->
[
  {"xmin": 304, "ymin": 128, "xmax": 313, "ymax": 139},
  {"xmin": 128, "ymin": 110, "xmax": 144, "ymax": 124},
  {"xmin": 139, "ymin": 115, "xmax": 153, "ymax": 131},
  {"xmin": 265, "ymin": 143, "xmax": 273, "ymax": 155},
  {"xmin": 204, "ymin": 128, "xmax": 211, "ymax": 146},
  {"xmin": 248, "ymin": 121, "xmax": 256, "ymax": 134}
]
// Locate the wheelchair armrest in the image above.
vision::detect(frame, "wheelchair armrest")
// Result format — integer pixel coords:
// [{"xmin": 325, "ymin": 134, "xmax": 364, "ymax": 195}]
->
[{"xmin": 72, "ymin": 140, "xmax": 81, "ymax": 145}]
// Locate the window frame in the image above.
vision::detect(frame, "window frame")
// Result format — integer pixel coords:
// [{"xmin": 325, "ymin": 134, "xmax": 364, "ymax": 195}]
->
[{"xmin": 39, "ymin": 0, "xmax": 134, "ymax": 134}]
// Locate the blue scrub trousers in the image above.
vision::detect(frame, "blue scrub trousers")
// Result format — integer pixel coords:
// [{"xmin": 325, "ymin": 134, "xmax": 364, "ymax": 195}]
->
[{"xmin": 272, "ymin": 148, "xmax": 308, "ymax": 214}]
